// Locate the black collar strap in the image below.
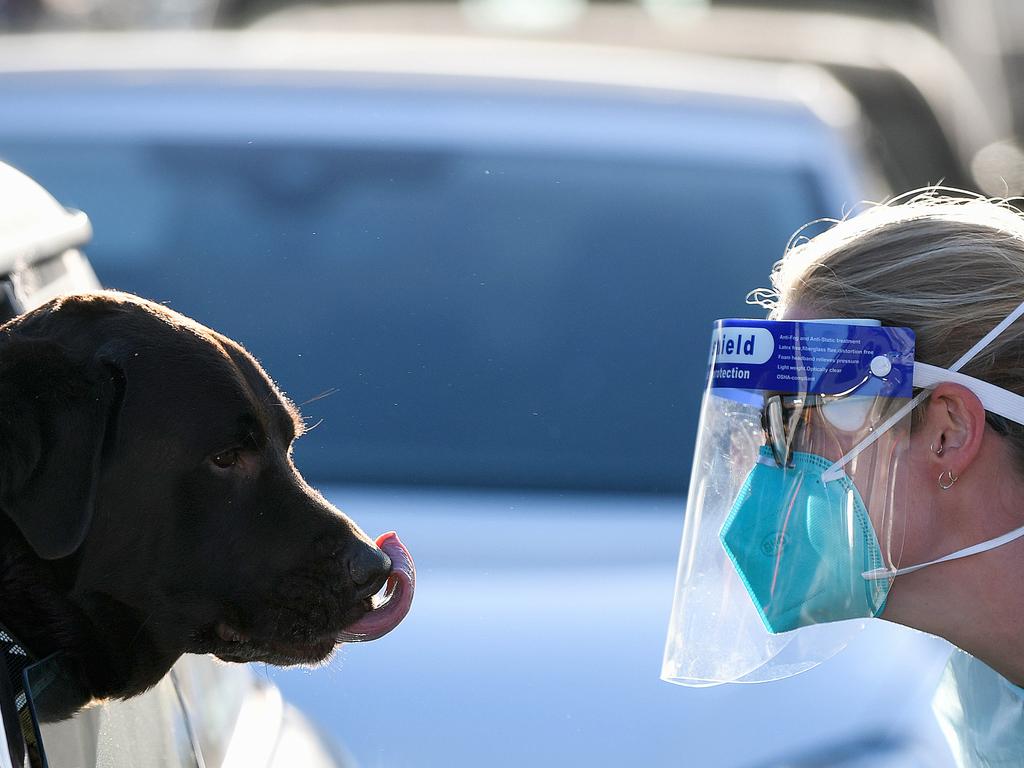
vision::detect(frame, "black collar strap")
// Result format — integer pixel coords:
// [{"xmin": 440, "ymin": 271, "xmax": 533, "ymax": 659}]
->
[{"xmin": 0, "ymin": 625, "xmax": 37, "ymax": 764}]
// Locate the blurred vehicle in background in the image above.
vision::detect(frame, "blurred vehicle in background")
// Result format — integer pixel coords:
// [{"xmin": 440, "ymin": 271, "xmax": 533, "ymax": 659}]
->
[
  {"xmin": 580, "ymin": 6, "xmax": 993, "ymax": 195},
  {"xmin": 0, "ymin": 28, "xmax": 957, "ymax": 767}
]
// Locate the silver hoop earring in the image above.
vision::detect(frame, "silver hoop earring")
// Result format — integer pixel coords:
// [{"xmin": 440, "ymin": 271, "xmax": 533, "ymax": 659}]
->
[
  {"xmin": 930, "ymin": 442, "xmax": 944, "ymax": 456},
  {"xmin": 938, "ymin": 469, "xmax": 958, "ymax": 490}
]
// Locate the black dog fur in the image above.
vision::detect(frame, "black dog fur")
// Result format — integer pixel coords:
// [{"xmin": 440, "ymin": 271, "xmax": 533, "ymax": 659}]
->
[{"xmin": 0, "ymin": 291, "xmax": 391, "ymax": 709}]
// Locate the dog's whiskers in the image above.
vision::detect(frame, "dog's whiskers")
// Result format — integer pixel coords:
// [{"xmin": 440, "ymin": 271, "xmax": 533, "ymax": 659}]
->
[{"xmin": 299, "ymin": 388, "xmax": 339, "ymax": 407}]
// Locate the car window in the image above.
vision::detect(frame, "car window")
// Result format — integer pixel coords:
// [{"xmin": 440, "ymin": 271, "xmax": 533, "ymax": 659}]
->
[{"xmin": 1, "ymin": 140, "xmax": 820, "ymax": 493}]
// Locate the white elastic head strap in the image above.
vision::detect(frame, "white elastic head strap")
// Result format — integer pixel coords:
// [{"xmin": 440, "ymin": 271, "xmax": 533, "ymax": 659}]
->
[
  {"xmin": 863, "ymin": 522, "xmax": 1024, "ymax": 579},
  {"xmin": 821, "ymin": 297, "xmax": 1024, "ymax": 482}
]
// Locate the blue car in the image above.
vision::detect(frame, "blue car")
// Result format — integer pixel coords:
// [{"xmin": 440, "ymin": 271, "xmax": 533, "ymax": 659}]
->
[{"xmin": 0, "ymin": 28, "xmax": 956, "ymax": 767}]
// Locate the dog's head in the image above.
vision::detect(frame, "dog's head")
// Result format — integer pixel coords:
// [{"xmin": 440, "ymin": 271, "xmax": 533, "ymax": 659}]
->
[{"xmin": 0, "ymin": 291, "xmax": 414, "ymax": 700}]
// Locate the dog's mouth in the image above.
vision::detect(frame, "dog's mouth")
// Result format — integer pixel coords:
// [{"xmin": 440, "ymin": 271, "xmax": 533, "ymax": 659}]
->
[
  {"xmin": 211, "ymin": 531, "xmax": 416, "ymax": 664},
  {"xmin": 335, "ymin": 531, "xmax": 415, "ymax": 642}
]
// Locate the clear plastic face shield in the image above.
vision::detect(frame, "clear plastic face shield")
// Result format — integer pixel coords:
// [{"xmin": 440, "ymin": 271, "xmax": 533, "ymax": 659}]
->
[
  {"xmin": 661, "ymin": 319, "xmax": 915, "ymax": 686},
  {"xmin": 663, "ymin": 303, "xmax": 1024, "ymax": 687}
]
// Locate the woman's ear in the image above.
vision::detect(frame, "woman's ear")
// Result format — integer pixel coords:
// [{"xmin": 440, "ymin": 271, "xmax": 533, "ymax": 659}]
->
[{"xmin": 921, "ymin": 383, "xmax": 987, "ymax": 475}]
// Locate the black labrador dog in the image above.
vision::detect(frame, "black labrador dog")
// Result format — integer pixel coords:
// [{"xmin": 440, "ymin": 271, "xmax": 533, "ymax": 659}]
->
[{"xmin": 0, "ymin": 291, "xmax": 414, "ymax": 708}]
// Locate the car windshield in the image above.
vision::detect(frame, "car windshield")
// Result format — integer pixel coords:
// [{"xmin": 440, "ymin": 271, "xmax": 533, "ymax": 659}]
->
[{"xmin": 2, "ymin": 139, "xmax": 818, "ymax": 493}]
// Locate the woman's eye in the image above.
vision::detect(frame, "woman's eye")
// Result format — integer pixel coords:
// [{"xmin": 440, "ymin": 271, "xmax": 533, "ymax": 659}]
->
[{"xmin": 211, "ymin": 449, "xmax": 240, "ymax": 469}]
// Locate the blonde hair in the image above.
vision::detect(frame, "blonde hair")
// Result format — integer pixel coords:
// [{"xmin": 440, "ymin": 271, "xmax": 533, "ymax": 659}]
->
[{"xmin": 753, "ymin": 190, "xmax": 1024, "ymax": 465}]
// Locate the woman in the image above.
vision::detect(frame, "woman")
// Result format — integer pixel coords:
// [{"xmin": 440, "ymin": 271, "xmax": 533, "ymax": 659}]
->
[
  {"xmin": 663, "ymin": 192, "xmax": 1024, "ymax": 768},
  {"xmin": 774, "ymin": 194, "xmax": 1024, "ymax": 767}
]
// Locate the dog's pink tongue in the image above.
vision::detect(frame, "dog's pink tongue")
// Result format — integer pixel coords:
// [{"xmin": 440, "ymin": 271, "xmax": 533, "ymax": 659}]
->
[{"xmin": 337, "ymin": 532, "xmax": 415, "ymax": 643}]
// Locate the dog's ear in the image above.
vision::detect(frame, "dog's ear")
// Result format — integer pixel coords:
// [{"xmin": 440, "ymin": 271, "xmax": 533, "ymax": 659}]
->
[{"xmin": 0, "ymin": 339, "xmax": 125, "ymax": 560}]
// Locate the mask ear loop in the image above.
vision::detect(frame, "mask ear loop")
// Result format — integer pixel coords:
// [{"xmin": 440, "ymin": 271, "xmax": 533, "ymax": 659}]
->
[
  {"xmin": 863, "ymin": 523, "xmax": 1024, "ymax": 580},
  {"xmin": 821, "ymin": 297, "xmax": 1024, "ymax": 483}
]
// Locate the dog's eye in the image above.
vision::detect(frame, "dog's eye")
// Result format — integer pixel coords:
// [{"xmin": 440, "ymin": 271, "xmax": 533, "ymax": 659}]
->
[{"xmin": 211, "ymin": 449, "xmax": 240, "ymax": 469}]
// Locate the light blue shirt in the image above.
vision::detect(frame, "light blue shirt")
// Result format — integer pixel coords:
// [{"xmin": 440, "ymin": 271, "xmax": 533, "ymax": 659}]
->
[{"xmin": 932, "ymin": 649, "xmax": 1024, "ymax": 767}]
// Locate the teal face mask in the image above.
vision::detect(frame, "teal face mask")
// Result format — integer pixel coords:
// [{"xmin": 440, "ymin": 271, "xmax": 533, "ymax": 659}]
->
[{"xmin": 719, "ymin": 447, "xmax": 892, "ymax": 634}]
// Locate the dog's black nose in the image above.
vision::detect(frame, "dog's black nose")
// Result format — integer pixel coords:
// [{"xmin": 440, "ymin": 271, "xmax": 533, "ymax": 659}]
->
[{"xmin": 346, "ymin": 543, "xmax": 392, "ymax": 597}]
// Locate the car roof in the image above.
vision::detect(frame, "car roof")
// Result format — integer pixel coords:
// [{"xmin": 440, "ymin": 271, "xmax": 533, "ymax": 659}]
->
[
  {"xmin": 245, "ymin": 3, "xmax": 995, "ymax": 144},
  {"xmin": 0, "ymin": 28, "xmax": 854, "ymax": 114},
  {"xmin": 237, "ymin": 1, "xmax": 977, "ymax": 191},
  {"xmin": 0, "ymin": 29, "xmax": 878, "ymax": 200}
]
